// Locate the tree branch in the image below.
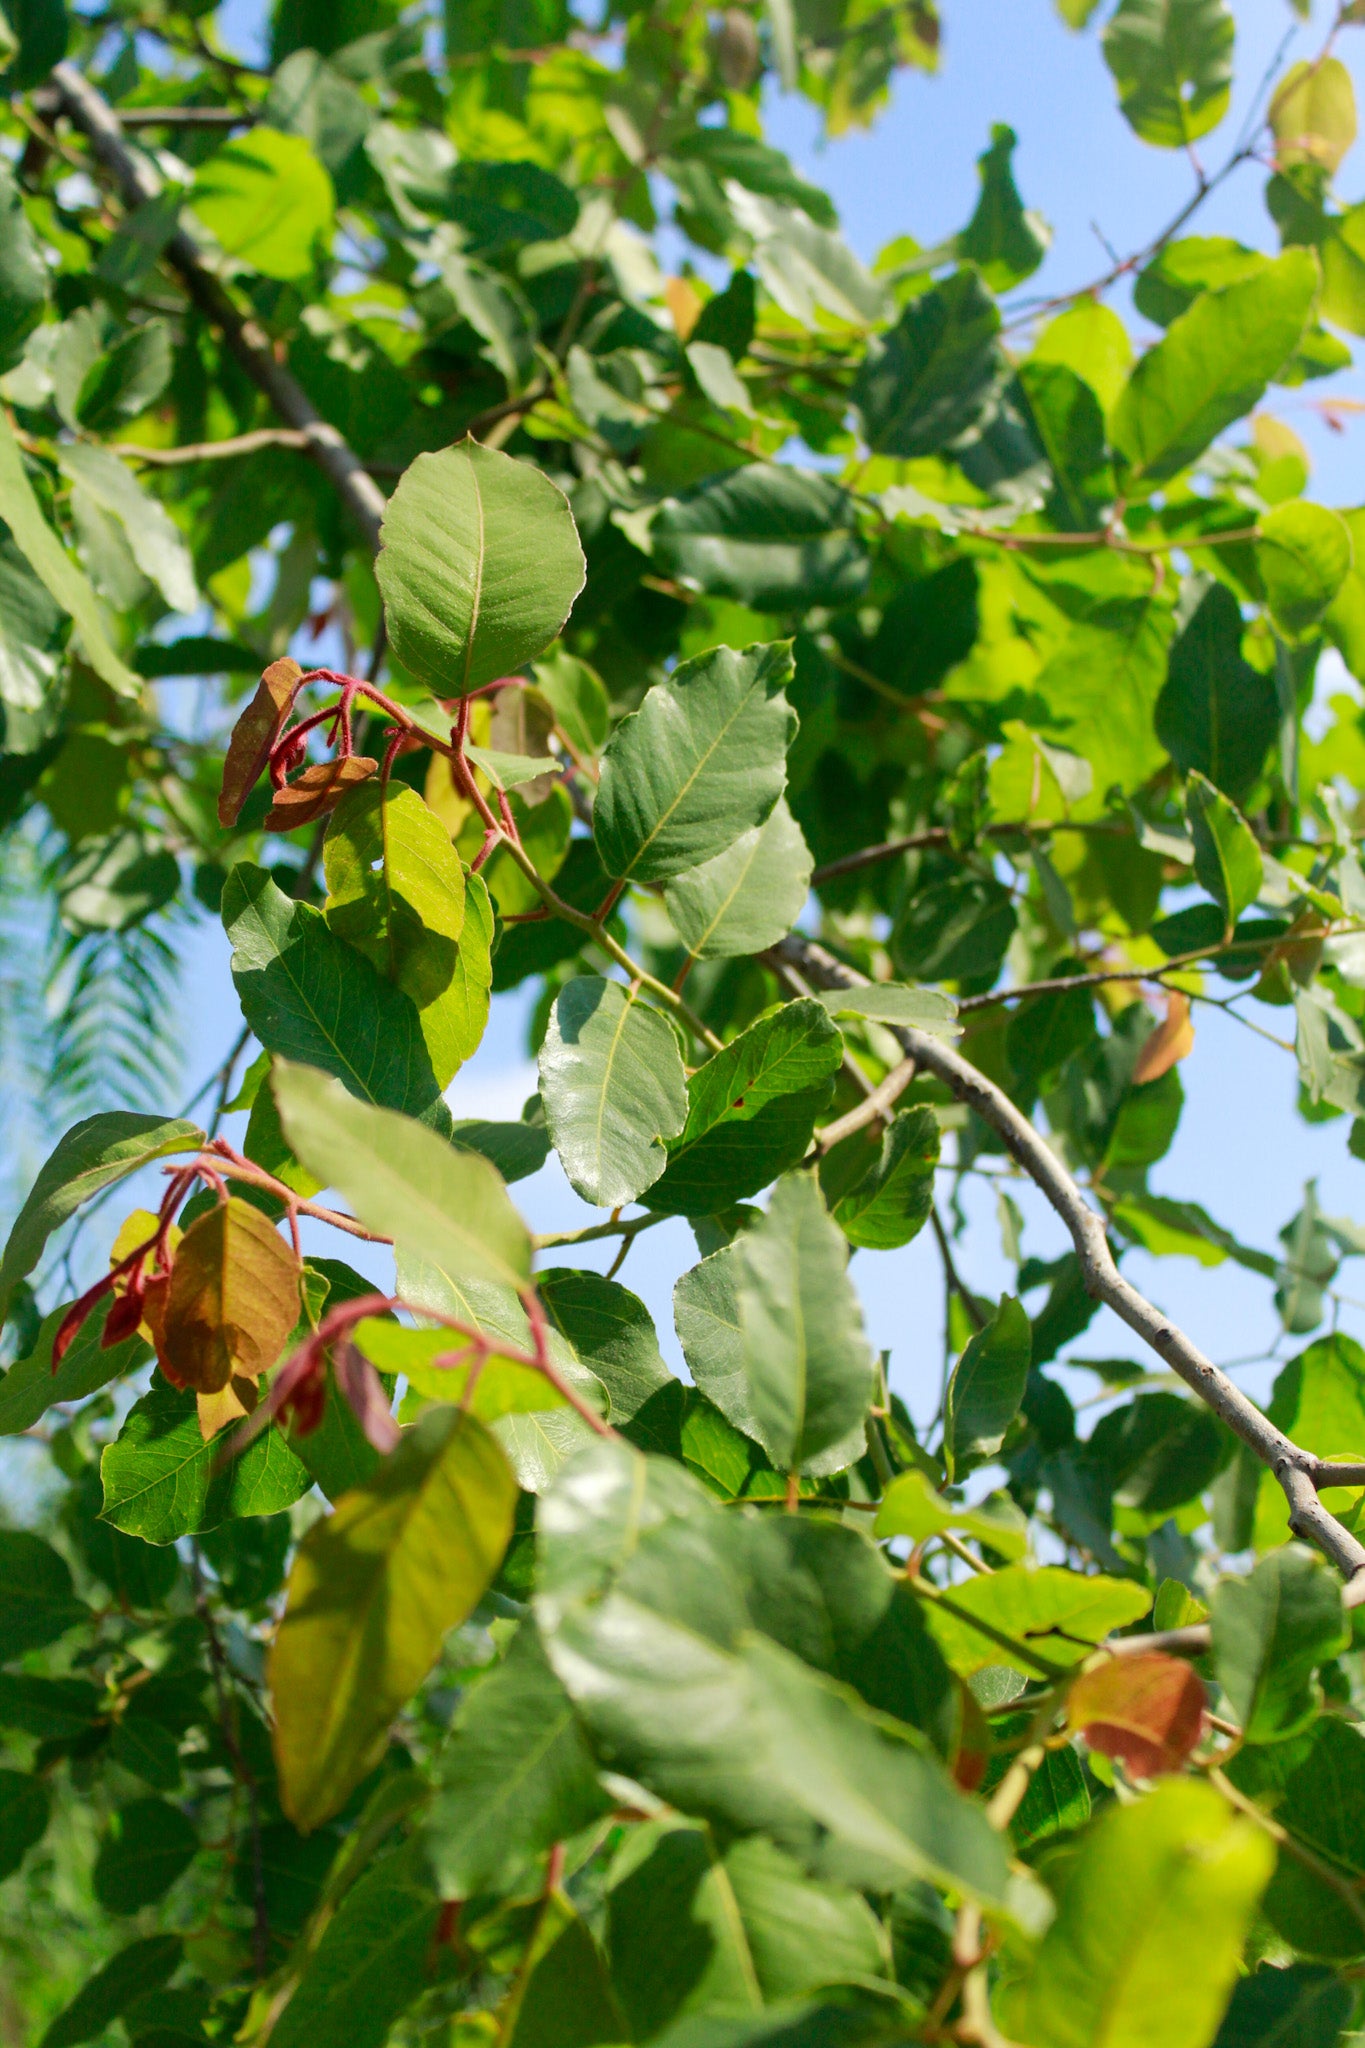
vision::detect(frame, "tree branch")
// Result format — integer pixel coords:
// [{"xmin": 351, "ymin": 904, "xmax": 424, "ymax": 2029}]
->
[
  {"xmin": 48, "ymin": 63, "xmax": 387, "ymax": 554},
  {"xmin": 776, "ymin": 933, "xmax": 1365, "ymax": 1598}
]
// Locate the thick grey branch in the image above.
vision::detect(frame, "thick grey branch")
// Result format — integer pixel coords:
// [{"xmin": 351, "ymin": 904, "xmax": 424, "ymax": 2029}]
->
[
  {"xmin": 776, "ymin": 934, "xmax": 1365, "ymax": 1599},
  {"xmin": 48, "ymin": 62, "xmax": 387, "ymax": 556}
]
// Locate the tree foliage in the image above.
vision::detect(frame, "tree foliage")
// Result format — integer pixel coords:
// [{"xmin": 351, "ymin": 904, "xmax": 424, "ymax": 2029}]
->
[{"xmin": 6, "ymin": 0, "xmax": 1365, "ymax": 2043}]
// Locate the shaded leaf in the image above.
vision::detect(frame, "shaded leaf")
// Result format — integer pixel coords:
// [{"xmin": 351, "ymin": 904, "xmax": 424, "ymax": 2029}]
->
[
  {"xmin": 539, "ymin": 976, "xmax": 689, "ymax": 1208},
  {"xmin": 157, "ymin": 1198, "xmax": 299, "ymax": 1397},
  {"xmin": 855, "ymin": 270, "xmax": 1002, "ymax": 458},
  {"xmin": 943, "ymin": 1295, "xmax": 1031, "ymax": 1481},
  {"xmin": 100, "ymin": 1376, "xmax": 311, "ymax": 1543},
  {"xmin": 93, "ymin": 1800, "xmax": 198, "ymax": 1915},
  {"xmin": 1066, "ymin": 1653, "xmax": 1206, "ymax": 1776},
  {"xmin": 1212, "ymin": 1543, "xmax": 1348, "ymax": 1743},
  {"xmin": 652, "ymin": 466, "xmax": 868, "ymax": 611}
]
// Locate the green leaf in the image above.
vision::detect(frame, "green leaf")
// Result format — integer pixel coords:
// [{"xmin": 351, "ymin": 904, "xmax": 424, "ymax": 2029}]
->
[
  {"xmin": 958, "ymin": 124, "xmax": 1050, "ymax": 289},
  {"xmin": 813, "ymin": 983, "xmax": 960, "ymax": 1034},
  {"xmin": 324, "ymin": 782, "xmax": 475, "ymax": 1086},
  {"xmin": 40, "ymin": 1938, "xmax": 182, "ymax": 2048},
  {"xmin": 665, "ymin": 799, "xmax": 812, "ymax": 961},
  {"xmin": 0, "ymin": 159, "xmax": 46, "ymax": 374},
  {"xmin": 93, "ymin": 1799, "xmax": 198, "ymax": 1915},
  {"xmin": 426, "ymin": 1620, "xmax": 609, "ymax": 1898},
  {"xmin": 854, "ymin": 269, "xmax": 1003, "ymax": 459},
  {"xmin": 1227, "ymin": 1716, "xmax": 1365, "ymax": 1958},
  {"xmin": 674, "ymin": 1242, "xmax": 755, "ymax": 1438},
  {"xmin": 734, "ymin": 1173, "xmax": 874, "ymax": 1475},
  {"xmin": 1212, "ymin": 1544, "xmax": 1348, "ymax": 1743},
  {"xmin": 537, "ymin": 1268, "xmax": 677, "ymax": 1434},
  {"xmin": 734, "ymin": 192, "xmax": 890, "ymax": 328},
  {"xmin": 1254, "ymin": 1334, "xmax": 1365, "ymax": 1548},
  {"xmin": 0, "ymin": 409, "xmax": 141, "ymax": 699},
  {"xmin": 0, "ymin": 1112, "xmax": 202, "ymax": 1328},
  {"xmin": 450, "ymin": 1113, "xmax": 549, "ymax": 1184},
  {"xmin": 1102, "ymin": 0, "xmax": 1235, "ymax": 148},
  {"xmin": 874, "ymin": 1470, "xmax": 1030, "ymax": 1563},
  {"xmin": 0, "ymin": 1770, "xmax": 48, "ymax": 1881},
  {"xmin": 1011, "ymin": 1779, "xmax": 1273, "ymax": 2048},
  {"xmin": 1211, "ymin": 1965, "xmax": 1353, "ymax": 2048},
  {"xmin": 923, "ymin": 1566, "xmax": 1152, "ymax": 1676},
  {"xmin": 1111, "ymin": 249, "xmax": 1318, "ymax": 484},
  {"xmin": 651, "ymin": 466, "xmax": 868, "ymax": 612},
  {"xmin": 191, "ymin": 127, "xmax": 335, "ymax": 280},
  {"xmin": 100, "ymin": 1378, "xmax": 312, "ymax": 1544},
  {"xmin": 942, "ymin": 1295, "xmax": 1032, "ymax": 1480},
  {"xmin": 647, "ymin": 1000, "xmax": 842, "ymax": 1218},
  {"xmin": 594, "ymin": 640, "xmax": 796, "ymax": 885},
  {"xmin": 830, "ymin": 1107, "xmax": 940, "ymax": 1251},
  {"xmin": 0, "ymin": 1531, "xmax": 89, "ymax": 1658},
  {"xmin": 376, "ymin": 439, "xmax": 585, "ymax": 695},
  {"xmin": 268, "ymin": 1840, "xmax": 439, "ymax": 2048},
  {"xmin": 274, "ymin": 1060, "xmax": 532, "ymax": 1293},
  {"xmin": 539, "ymin": 977, "xmax": 689, "ymax": 1208},
  {"xmin": 223, "ymin": 864, "xmax": 446, "ymax": 1121},
  {"xmin": 1156, "ymin": 581, "xmax": 1279, "ymax": 802},
  {"xmin": 1187, "ymin": 770, "xmax": 1263, "ymax": 929},
  {"xmin": 271, "ymin": 1405, "xmax": 516, "ymax": 1830},
  {"xmin": 55, "ymin": 445, "xmax": 197, "ymax": 614},
  {"xmin": 606, "ymin": 1823, "xmax": 889, "ymax": 2037},
  {"xmin": 0, "ymin": 0, "xmax": 66, "ymax": 90},
  {"xmin": 351, "ymin": 1318, "xmax": 565, "ymax": 1418},
  {"xmin": 1257, "ymin": 501, "xmax": 1353, "ymax": 639},
  {"xmin": 536, "ymin": 1444, "xmax": 1010, "ymax": 1905},
  {"xmin": 0, "ymin": 1674, "xmax": 101, "ymax": 1740},
  {"xmin": 531, "ymin": 648, "xmax": 610, "ymax": 761}
]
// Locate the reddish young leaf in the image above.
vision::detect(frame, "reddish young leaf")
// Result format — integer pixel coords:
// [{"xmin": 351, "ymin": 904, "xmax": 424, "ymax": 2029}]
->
[
  {"xmin": 951, "ymin": 1678, "xmax": 992, "ymax": 1793},
  {"xmin": 264, "ymin": 755, "xmax": 378, "ymax": 833},
  {"xmin": 218, "ymin": 657, "xmax": 304, "ymax": 826},
  {"xmin": 1067, "ymin": 1652, "xmax": 1206, "ymax": 1778},
  {"xmin": 157, "ymin": 1197, "xmax": 301, "ymax": 1394}
]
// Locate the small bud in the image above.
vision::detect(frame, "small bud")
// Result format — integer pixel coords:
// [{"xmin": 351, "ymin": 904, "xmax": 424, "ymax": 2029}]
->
[{"xmin": 714, "ymin": 7, "xmax": 760, "ymax": 89}]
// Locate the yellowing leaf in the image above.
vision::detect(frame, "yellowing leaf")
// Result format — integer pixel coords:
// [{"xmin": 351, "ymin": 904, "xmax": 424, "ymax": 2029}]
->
[
  {"xmin": 1270, "ymin": 56, "xmax": 1357, "ymax": 174},
  {"xmin": 270, "ymin": 1406, "xmax": 516, "ymax": 1830},
  {"xmin": 157, "ymin": 1198, "xmax": 300, "ymax": 1396}
]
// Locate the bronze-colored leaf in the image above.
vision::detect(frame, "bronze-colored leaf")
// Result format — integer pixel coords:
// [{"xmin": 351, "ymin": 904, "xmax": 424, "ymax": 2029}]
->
[
  {"xmin": 197, "ymin": 1374, "xmax": 260, "ymax": 1443},
  {"xmin": 264, "ymin": 756, "xmax": 378, "ymax": 833},
  {"xmin": 157, "ymin": 1197, "xmax": 301, "ymax": 1394},
  {"xmin": 1067, "ymin": 1652, "xmax": 1206, "ymax": 1778},
  {"xmin": 218, "ymin": 657, "xmax": 304, "ymax": 827}
]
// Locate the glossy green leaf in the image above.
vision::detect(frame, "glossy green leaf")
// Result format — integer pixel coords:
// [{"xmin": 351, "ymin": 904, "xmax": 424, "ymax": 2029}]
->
[
  {"xmin": 272, "ymin": 1407, "xmax": 514, "ymax": 1829},
  {"xmin": 943, "ymin": 1295, "xmax": 1032, "ymax": 1480},
  {"xmin": 191, "ymin": 127, "xmax": 334, "ymax": 279},
  {"xmin": 0, "ymin": 1531, "xmax": 89, "ymax": 1658},
  {"xmin": 594, "ymin": 640, "xmax": 795, "ymax": 885},
  {"xmin": 268, "ymin": 1841, "xmax": 439, "ymax": 2048},
  {"xmin": 735, "ymin": 1173, "xmax": 874, "ymax": 1474},
  {"xmin": 426, "ymin": 1621, "xmax": 609, "ymax": 1899},
  {"xmin": 274, "ymin": 1060, "xmax": 532, "ymax": 1292},
  {"xmin": 923, "ymin": 1566, "xmax": 1152, "ymax": 1677},
  {"xmin": 1156, "ymin": 580, "xmax": 1280, "ymax": 802},
  {"xmin": 0, "ymin": 411, "xmax": 138, "ymax": 697},
  {"xmin": 100, "ymin": 1378, "xmax": 312, "ymax": 1544},
  {"xmin": 1212, "ymin": 1544, "xmax": 1348, "ymax": 1743},
  {"xmin": 875, "ymin": 1470, "xmax": 1029, "ymax": 1563},
  {"xmin": 651, "ymin": 466, "xmax": 868, "ymax": 612},
  {"xmin": 830, "ymin": 1107, "xmax": 940, "ymax": 1252},
  {"xmin": 537, "ymin": 1268, "xmax": 677, "ymax": 1439},
  {"xmin": 1011, "ymin": 1779, "xmax": 1273, "ymax": 2048},
  {"xmin": 1187, "ymin": 771, "xmax": 1263, "ymax": 929},
  {"xmin": 93, "ymin": 1799, "xmax": 198, "ymax": 1915},
  {"xmin": 39, "ymin": 1937, "xmax": 182, "ymax": 2048},
  {"xmin": 224, "ymin": 864, "xmax": 447, "ymax": 1121},
  {"xmin": 0, "ymin": 1112, "xmax": 202, "ymax": 1329},
  {"xmin": 536, "ymin": 1443, "xmax": 1010, "ymax": 1905},
  {"xmin": 958, "ymin": 123, "xmax": 1050, "ymax": 289},
  {"xmin": 1257, "ymin": 501, "xmax": 1353, "ymax": 640},
  {"xmin": 1211, "ymin": 1964, "xmax": 1353, "ymax": 2048},
  {"xmin": 854, "ymin": 269, "xmax": 1002, "ymax": 458},
  {"xmin": 664, "ymin": 799, "xmax": 812, "ymax": 960},
  {"xmin": 376, "ymin": 439, "xmax": 585, "ymax": 695},
  {"xmin": 647, "ymin": 1000, "xmax": 842, "ymax": 1217},
  {"xmin": 1102, "ymin": 0, "xmax": 1235, "ymax": 148},
  {"xmin": 539, "ymin": 977, "xmax": 689, "ymax": 1208},
  {"xmin": 1111, "ymin": 250, "xmax": 1318, "ymax": 484}
]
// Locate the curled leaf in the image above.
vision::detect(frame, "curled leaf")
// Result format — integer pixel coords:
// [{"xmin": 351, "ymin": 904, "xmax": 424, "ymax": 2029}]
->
[
  {"xmin": 1132, "ymin": 992, "xmax": 1195, "ymax": 1085},
  {"xmin": 157, "ymin": 1197, "xmax": 300, "ymax": 1395},
  {"xmin": 264, "ymin": 755, "xmax": 379, "ymax": 833},
  {"xmin": 218, "ymin": 657, "xmax": 303, "ymax": 827}
]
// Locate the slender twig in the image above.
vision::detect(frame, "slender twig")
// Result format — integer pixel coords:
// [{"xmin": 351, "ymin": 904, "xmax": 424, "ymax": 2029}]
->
[
  {"xmin": 776, "ymin": 933, "xmax": 1365, "ymax": 1597},
  {"xmin": 816, "ymin": 1056, "xmax": 918, "ymax": 1150}
]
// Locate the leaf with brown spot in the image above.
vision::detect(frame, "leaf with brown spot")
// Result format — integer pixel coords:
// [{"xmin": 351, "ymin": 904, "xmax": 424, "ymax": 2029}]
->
[
  {"xmin": 218, "ymin": 657, "xmax": 303, "ymax": 827},
  {"xmin": 264, "ymin": 756, "xmax": 378, "ymax": 834},
  {"xmin": 157, "ymin": 1198, "xmax": 300, "ymax": 1394},
  {"xmin": 1067, "ymin": 1652, "xmax": 1206, "ymax": 1778}
]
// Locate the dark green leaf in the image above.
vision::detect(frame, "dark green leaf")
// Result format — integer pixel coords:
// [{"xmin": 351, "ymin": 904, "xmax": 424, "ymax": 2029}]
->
[
  {"xmin": 1213, "ymin": 1544, "xmax": 1348, "ymax": 1743},
  {"xmin": 1187, "ymin": 770, "xmax": 1263, "ymax": 927},
  {"xmin": 1211, "ymin": 1964, "xmax": 1353, "ymax": 2048},
  {"xmin": 100, "ymin": 1377, "xmax": 312, "ymax": 1545},
  {"xmin": 830, "ymin": 1107, "xmax": 940, "ymax": 1251},
  {"xmin": 0, "ymin": 1531, "xmax": 89, "ymax": 1659},
  {"xmin": 943, "ymin": 1296, "xmax": 1031, "ymax": 1481},
  {"xmin": 958, "ymin": 124, "xmax": 1050, "ymax": 289},
  {"xmin": 0, "ymin": 1770, "xmax": 48, "ymax": 1881},
  {"xmin": 652, "ymin": 466, "xmax": 868, "ymax": 612},
  {"xmin": 1102, "ymin": 0, "xmax": 1234, "ymax": 148},
  {"xmin": 1156, "ymin": 581, "xmax": 1279, "ymax": 802},
  {"xmin": 93, "ymin": 1799, "xmax": 198, "ymax": 1915},
  {"xmin": 268, "ymin": 1842, "xmax": 439, "ymax": 2048},
  {"xmin": 0, "ymin": 159, "xmax": 46, "ymax": 372},
  {"xmin": 854, "ymin": 270, "xmax": 1002, "ymax": 458},
  {"xmin": 40, "ymin": 1938, "xmax": 182, "ymax": 2048}
]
